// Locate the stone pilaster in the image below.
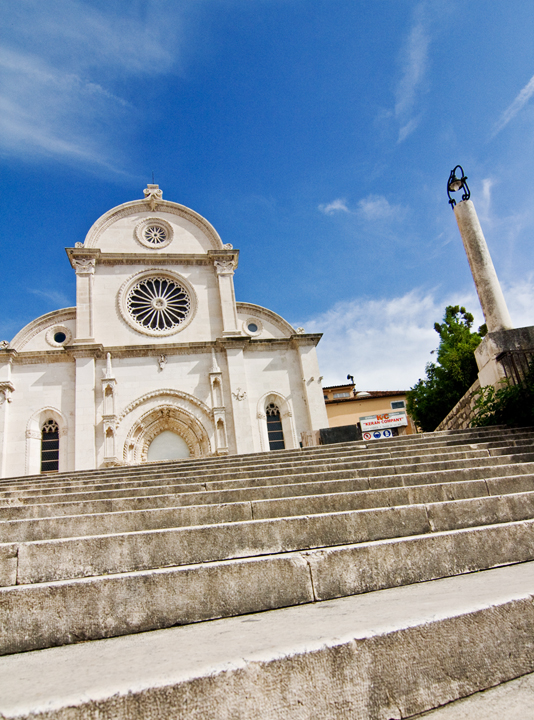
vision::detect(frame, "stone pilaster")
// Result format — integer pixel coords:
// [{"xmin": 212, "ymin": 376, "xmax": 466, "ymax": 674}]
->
[
  {"xmin": 73, "ymin": 349, "xmax": 97, "ymax": 470},
  {"xmin": 221, "ymin": 338, "xmax": 254, "ymax": 454},
  {"xmin": 71, "ymin": 256, "xmax": 97, "ymax": 342},
  {"xmin": 209, "ymin": 251, "xmax": 240, "ymax": 336},
  {"xmin": 292, "ymin": 334, "xmax": 329, "ymax": 431}
]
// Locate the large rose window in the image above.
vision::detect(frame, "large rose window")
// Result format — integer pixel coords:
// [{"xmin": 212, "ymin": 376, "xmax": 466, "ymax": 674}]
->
[{"xmin": 119, "ymin": 271, "xmax": 195, "ymax": 336}]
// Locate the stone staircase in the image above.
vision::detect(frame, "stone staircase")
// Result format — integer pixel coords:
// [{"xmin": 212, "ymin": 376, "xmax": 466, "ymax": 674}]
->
[{"xmin": 2, "ymin": 425, "xmax": 534, "ymax": 718}]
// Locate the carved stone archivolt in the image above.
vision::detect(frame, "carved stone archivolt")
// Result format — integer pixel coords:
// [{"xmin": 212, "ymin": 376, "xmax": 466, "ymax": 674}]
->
[
  {"xmin": 83, "ymin": 193, "xmax": 224, "ymax": 250},
  {"xmin": 123, "ymin": 404, "xmax": 211, "ymax": 464},
  {"xmin": 118, "ymin": 389, "xmax": 212, "ymax": 425}
]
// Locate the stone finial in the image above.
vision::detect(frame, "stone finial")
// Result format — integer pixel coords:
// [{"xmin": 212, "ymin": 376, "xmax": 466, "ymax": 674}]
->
[
  {"xmin": 210, "ymin": 349, "xmax": 221, "ymax": 374},
  {"xmin": 103, "ymin": 352, "xmax": 114, "ymax": 379},
  {"xmin": 143, "ymin": 184, "xmax": 163, "ymax": 211},
  {"xmin": 296, "ymin": 327, "xmax": 305, "ymax": 334},
  {"xmin": 0, "ymin": 341, "xmax": 9, "ymax": 349}
]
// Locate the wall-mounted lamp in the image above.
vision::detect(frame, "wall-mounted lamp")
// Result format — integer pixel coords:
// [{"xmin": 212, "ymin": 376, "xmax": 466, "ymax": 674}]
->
[
  {"xmin": 347, "ymin": 374, "xmax": 354, "ymax": 385},
  {"xmin": 447, "ymin": 165, "xmax": 470, "ymax": 208}
]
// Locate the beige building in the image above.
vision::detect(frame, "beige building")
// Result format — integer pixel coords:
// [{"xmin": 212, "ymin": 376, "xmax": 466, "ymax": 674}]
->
[{"xmin": 323, "ymin": 383, "xmax": 416, "ymax": 438}]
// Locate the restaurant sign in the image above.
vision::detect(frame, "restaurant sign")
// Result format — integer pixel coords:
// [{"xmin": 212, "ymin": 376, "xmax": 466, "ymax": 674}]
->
[{"xmin": 359, "ymin": 411, "xmax": 408, "ymax": 432}]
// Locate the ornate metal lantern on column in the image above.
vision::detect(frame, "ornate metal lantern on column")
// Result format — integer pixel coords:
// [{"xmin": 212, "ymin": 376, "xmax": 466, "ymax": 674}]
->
[{"xmin": 447, "ymin": 165, "xmax": 470, "ymax": 208}]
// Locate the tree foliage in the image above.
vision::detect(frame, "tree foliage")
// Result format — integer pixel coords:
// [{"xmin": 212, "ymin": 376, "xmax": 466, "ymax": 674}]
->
[{"xmin": 406, "ymin": 306, "xmax": 485, "ymax": 432}]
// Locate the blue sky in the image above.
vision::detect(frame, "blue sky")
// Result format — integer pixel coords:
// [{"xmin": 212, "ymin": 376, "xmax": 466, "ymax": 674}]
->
[{"xmin": 2, "ymin": 0, "xmax": 534, "ymax": 389}]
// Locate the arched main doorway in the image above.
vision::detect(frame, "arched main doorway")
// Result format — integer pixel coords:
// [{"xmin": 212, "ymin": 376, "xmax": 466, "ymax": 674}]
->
[{"xmin": 147, "ymin": 431, "xmax": 191, "ymax": 461}]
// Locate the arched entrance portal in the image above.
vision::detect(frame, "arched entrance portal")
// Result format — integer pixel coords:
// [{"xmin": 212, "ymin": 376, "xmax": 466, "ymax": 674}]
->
[
  {"xmin": 147, "ymin": 431, "xmax": 191, "ymax": 461},
  {"xmin": 123, "ymin": 405, "xmax": 211, "ymax": 465}
]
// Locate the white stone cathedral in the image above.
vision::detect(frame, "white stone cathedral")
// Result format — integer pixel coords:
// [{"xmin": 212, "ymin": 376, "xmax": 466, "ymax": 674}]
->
[{"xmin": 0, "ymin": 186, "xmax": 328, "ymax": 478}]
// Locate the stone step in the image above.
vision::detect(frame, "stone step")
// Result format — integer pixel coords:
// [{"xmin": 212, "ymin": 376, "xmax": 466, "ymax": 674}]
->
[
  {"xmin": 6, "ymin": 436, "xmax": 534, "ymax": 496},
  {"xmin": 0, "ymin": 425, "xmax": 530, "ymax": 489},
  {"xmin": 2, "ymin": 559, "xmax": 534, "ymax": 720},
  {"xmin": 0, "ymin": 472, "xmax": 514, "ymax": 521},
  {"xmin": 3, "ymin": 491, "xmax": 534, "ymax": 585},
  {"xmin": 0, "ymin": 449, "xmax": 496, "ymax": 500},
  {"xmin": 2, "ymin": 465, "xmax": 534, "ymax": 543},
  {"xmin": 3, "ymin": 456, "xmax": 534, "ymax": 516},
  {"xmin": 3, "ymin": 447, "xmax": 534, "ymax": 506},
  {"xmin": 5, "ymin": 430, "xmax": 534, "ymax": 492}
]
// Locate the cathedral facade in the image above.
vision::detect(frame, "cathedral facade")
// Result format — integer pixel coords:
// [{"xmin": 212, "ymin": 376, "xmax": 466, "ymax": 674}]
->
[{"xmin": 0, "ymin": 186, "xmax": 328, "ymax": 478}]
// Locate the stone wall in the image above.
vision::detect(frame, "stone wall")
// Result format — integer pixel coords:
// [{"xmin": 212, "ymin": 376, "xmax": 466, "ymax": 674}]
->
[{"xmin": 436, "ymin": 378, "xmax": 481, "ymax": 432}]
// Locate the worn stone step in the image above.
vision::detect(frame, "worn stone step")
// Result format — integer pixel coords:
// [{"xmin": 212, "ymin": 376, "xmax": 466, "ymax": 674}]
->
[
  {"xmin": 0, "ymin": 473, "xmax": 504, "ymax": 521},
  {"xmin": 4, "ymin": 491, "xmax": 534, "ymax": 585},
  {"xmin": 4, "ymin": 435, "xmax": 534, "ymax": 492},
  {"xmin": 3, "ymin": 432, "xmax": 534, "ymax": 496},
  {"xmin": 3, "ymin": 455, "xmax": 534, "ymax": 514},
  {"xmin": 2, "ymin": 471, "xmax": 533, "ymax": 528},
  {"xmin": 0, "ymin": 446, "xmax": 506, "ymax": 496},
  {"xmin": 2, "ymin": 524, "xmax": 534, "ymax": 663},
  {"xmin": 0, "ymin": 425, "xmax": 530, "ymax": 490},
  {"xmin": 2, "ymin": 561, "xmax": 534, "ymax": 719}
]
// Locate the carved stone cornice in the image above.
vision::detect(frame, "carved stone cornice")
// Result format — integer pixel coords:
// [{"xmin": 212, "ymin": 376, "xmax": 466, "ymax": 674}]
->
[
  {"xmin": 217, "ymin": 337, "xmax": 250, "ymax": 351},
  {"xmin": 71, "ymin": 344, "xmax": 104, "ymax": 359},
  {"xmin": 290, "ymin": 333, "xmax": 323, "ymax": 348},
  {"xmin": 208, "ymin": 249, "xmax": 239, "ymax": 274},
  {"xmin": 66, "ymin": 248, "xmax": 215, "ymax": 267}
]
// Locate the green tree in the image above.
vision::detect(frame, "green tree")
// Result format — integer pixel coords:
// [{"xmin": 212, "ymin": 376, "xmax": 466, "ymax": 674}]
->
[{"xmin": 406, "ymin": 306, "xmax": 486, "ymax": 432}]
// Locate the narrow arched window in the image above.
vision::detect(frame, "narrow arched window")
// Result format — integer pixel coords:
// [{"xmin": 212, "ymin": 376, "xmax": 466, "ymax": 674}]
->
[
  {"xmin": 41, "ymin": 419, "xmax": 59, "ymax": 472},
  {"xmin": 266, "ymin": 403, "xmax": 285, "ymax": 450}
]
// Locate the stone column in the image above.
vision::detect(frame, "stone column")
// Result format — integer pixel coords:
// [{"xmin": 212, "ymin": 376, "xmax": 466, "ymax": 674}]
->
[
  {"xmin": 292, "ymin": 334, "xmax": 329, "ymax": 431},
  {"xmin": 73, "ymin": 350, "xmax": 97, "ymax": 470},
  {"xmin": 221, "ymin": 339, "xmax": 255, "ymax": 454},
  {"xmin": 72, "ymin": 258, "xmax": 96, "ymax": 342},
  {"xmin": 211, "ymin": 252, "xmax": 241, "ymax": 336},
  {"xmin": 454, "ymin": 200, "xmax": 513, "ymax": 333}
]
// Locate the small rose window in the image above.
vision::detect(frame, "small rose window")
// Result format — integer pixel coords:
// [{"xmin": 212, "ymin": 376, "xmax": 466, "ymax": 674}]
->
[
  {"xmin": 143, "ymin": 224, "xmax": 167, "ymax": 245},
  {"xmin": 134, "ymin": 218, "xmax": 173, "ymax": 249}
]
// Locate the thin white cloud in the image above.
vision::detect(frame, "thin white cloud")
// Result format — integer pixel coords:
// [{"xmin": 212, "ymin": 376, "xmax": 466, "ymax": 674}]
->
[
  {"xmin": 319, "ymin": 195, "xmax": 401, "ymax": 222},
  {"xmin": 318, "ymin": 199, "xmax": 350, "ymax": 215},
  {"xmin": 295, "ymin": 280, "xmax": 534, "ymax": 391},
  {"xmin": 356, "ymin": 194, "xmax": 400, "ymax": 222},
  {"xmin": 0, "ymin": 2, "xmax": 185, "ymax": 169},
  {"xmin": 477, "ymin": 177, "xmax": 494, "ymax": 222},
  {"xmin": 29, "ymin": 288, "xmax": 72, "ymax": 309},
  {"xmin": 492, "ymin": 73, "xmax": 534, "ymax": 137},
  {"xmin": 394, "ymin": 6, "xmax": 430, "ymax": 143}
]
